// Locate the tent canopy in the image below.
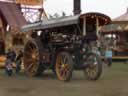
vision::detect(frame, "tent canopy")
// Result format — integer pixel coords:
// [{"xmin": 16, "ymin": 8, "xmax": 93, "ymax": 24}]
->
[{"xmin": 0, "ymin": 1, "xmax": 27, "ymax": 30}]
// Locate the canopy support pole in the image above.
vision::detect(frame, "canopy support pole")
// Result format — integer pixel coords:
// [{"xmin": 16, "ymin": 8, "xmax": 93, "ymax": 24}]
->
[
  {"xmin": 96, "ymin": 17, "xmax": 99, "ymax": 36},
  {"xmin": 83, "ymin": 17, "xmax": 86, "ymax": 36}
]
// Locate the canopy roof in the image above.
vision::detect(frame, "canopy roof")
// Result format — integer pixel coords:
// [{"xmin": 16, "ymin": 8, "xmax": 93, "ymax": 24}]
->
[
  {"xmin": 101, "ymin": 9, "xmax": 128, "ymax": 33},
  {"xmin": 100, "ymin": 23, "xmax": 128, "ymax": 33},
  {"xmin": 0, "ymin": 1, "xmax": 27, "ymax": 30},
  {"xmin": 81, "ymin": 12, "xmax": 111, "ymax": 26},
  {"xmin": 113, "ymin": 8, "xmax": 128, "ymax": 23},
  {"xmin": 21, "ymin": 12, "xmax": 111, "ymax": 32},
  {"xmin": 21, "ymin": 15, "xmax": 80, "ymax": 32}
]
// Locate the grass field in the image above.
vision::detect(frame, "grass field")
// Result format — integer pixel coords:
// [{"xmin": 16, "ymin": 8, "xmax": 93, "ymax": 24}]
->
[{"xmin": 0, "ymin": 62, "xmax": 128, "ymax": 96}]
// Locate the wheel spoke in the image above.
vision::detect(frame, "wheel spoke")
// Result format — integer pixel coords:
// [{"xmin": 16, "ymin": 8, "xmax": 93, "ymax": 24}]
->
[
  {"xmin": 63, "ymin": 68, "xmax": 69, "ymax": 78},
  {"xmin": 24, "ymin": 53, "xmax": 32, "ymax": 58},
  {"xmin": 27, "ymin": 44, "xmax": 34, "ymax": 52},
  {"xmin": 26, "ymin": 63, "xmax": 34, "ymax": 71},
  {"xmin": 60, "ymin": 69, "xmax": 64, "ymax": 77},
  {"xmin": 89, "ymin": 69, "xmax": 96, "ymax": 78},
  {"xmin": 65, "ymin": 64, "xmax": 71, "ymax": 71},
  {"xmin": 62, "ymin": 70, "xmax": 66, "ymax": 78},
  {"xmin": 31, "ymin": 64, "xmax": 38, "ymax": 73},
  {"xmin": 25, "ymin": 58, "xmax": 37, "ymax": 67}
]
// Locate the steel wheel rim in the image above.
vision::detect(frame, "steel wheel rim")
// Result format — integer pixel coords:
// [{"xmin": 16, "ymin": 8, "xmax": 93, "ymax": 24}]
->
[
  {"xmin": 24, "ymin": 41, "xmax": 40, "ymax": 77},
  {"xmin": 56, "ymin": 53, "xmax": 72, "ymax": 81},
  {"xmin": 86, "ymin": 54, "xmax": 99, "ymax": 79}
]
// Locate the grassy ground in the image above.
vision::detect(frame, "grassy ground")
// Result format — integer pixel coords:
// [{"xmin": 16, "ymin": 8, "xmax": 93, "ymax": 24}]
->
[{"xmin": 0, "ymin": 62, "xmax": 128, "ymax": 96}]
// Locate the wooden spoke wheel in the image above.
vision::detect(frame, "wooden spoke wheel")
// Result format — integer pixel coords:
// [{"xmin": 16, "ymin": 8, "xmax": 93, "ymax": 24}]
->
[
  {"xmin": 24, "ymin": 39, "xmax": 42, "ymax": 77},
  {"xmin": 55, "ymin": 52, "xmax": 73, "ymax": 81},
  {"xmin": 84, "ymin": 53, "xmax": 102, "ymax": 80}
]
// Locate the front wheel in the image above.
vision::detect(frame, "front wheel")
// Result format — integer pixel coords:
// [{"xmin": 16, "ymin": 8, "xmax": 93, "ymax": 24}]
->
[
  {"xmin": 84, "ymin": 53, "xmax": 102, "ymax": 80},
  {"xmin": 55, "ymin": 52, "xmax": 73, "ymax": 82}
]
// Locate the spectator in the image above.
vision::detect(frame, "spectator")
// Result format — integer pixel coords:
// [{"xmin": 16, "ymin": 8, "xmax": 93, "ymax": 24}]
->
[
  {"xmin": 6, "ymin": 48, "xmax": 16, "ymax": 62},
  {"xmin": 5, "ymin": 49, "xmax": 13, "ymax": 76},
  {"xmin": 92, "ymin": 47, "xmax": 101, "ymax": 56},
  {"xmin": 105, "ymin": 47, "xmax": 112, "ymax": 67},
  {"xmin": 10, "ymin": 49, "xmax": 16, "ymax": 62}
]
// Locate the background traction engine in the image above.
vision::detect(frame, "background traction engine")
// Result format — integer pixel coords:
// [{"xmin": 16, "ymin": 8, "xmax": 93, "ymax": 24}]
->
[{"xmin": 22, "ymin": 13, "xmax": 111, "ymax": 81}]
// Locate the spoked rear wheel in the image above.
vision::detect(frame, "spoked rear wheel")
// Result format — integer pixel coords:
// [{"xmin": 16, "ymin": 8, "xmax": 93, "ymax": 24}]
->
[
  {"xmin": 84, "ymin": 53, "xmax": 102, "ymax": 80},
  {"xmin": 55, "ymin": 52, "xmax": 73, "ymax": 82},
  {"xmin": 24, "ymin": 39, "xmax": 43, "ymax": 77}
]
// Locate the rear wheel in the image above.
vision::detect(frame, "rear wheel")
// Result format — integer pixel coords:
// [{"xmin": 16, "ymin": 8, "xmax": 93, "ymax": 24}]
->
[
  {"xmin": 55, "ymin": 52, "xmax": 73, "ymax": 81},
  {"xmin": 84, "ymin": 53, "xmax": 102, "ymax": 80},
  {"xmin": 24, "ymin": 38, "xmax": 45, "ymax": 77}
]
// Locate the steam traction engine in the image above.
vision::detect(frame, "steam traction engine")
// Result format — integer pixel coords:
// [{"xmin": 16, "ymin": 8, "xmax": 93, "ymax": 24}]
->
[{"xmin": 21, "ymin": 12, "xmax": 111, "ymax": 81}]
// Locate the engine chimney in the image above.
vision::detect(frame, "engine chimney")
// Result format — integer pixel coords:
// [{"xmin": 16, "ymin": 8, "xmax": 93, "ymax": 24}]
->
[{"xmin": 73, "ymin": 0, "xmax": 81, "ymax": 15}]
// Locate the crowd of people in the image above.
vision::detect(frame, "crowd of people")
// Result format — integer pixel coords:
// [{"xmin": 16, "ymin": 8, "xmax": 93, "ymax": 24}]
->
[{"xmin": 5, "ymin": 49, "xmax": 23, "ymax": 76}]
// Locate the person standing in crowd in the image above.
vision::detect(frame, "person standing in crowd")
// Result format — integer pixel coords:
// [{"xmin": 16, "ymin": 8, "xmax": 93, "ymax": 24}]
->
[
  {"xmin": 105, "ymin": 47, "xmax": 112, "ymax": 67},
  {"xmin": 5, "ymin": 57, "xmax": 13, "ymax": 76},
  {"xmin": 5, "ymin": 49, "xmax": 14, "ymax": 76},
  {"xmin": 92, "ymin": 47, "xmax": 101, "ymax": 56},
  {"xmin": 15, "ymin": 50, "xmax": 23, "ymax": 75},
  {"xmin": 10, "ymin": 49, "xmax": 16, "ymax": 63}
]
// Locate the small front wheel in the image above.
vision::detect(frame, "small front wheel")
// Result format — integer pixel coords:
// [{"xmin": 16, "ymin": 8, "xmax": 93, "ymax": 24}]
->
[
  {"xmin": 84, "ymin": 53, "xmax": 102, "ymax": 80},
  {"xmin": 55, "ymin": 52, "xmax": 73, "ymax": 82}
]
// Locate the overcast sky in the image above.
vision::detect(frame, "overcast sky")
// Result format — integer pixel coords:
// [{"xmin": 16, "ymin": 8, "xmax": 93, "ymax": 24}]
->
[
  {"xmin": 1, "ymin": 0, "xmax": 128, "ymax": 19},
  {"xmin": 44, "ymin": 0, "xmax": 128, "ymax": 19}
]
